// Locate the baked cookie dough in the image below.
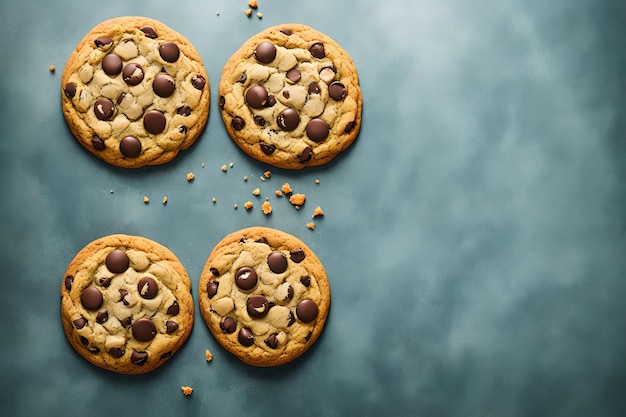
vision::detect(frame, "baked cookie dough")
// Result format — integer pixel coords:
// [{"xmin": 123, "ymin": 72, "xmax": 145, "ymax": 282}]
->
[
  {"xmin": 61, "ymin": 16, "xmax": 210, "ymax": 168},
  {"xmin": 218, "ymin": 24, "xmax": 362, "ymax": 169},
  {"xmin": 61, "ymin": 234, "xmax": 194, "ymax": 374},
  {"xmin": 198, "ymin": 227, "xmax": 330, "ymax": 366}
]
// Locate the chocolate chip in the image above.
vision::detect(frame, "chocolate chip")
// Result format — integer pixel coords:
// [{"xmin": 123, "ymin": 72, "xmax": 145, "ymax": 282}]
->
[
  {"xmin": 73, "ymin": 317, "xmax": 87, "ymax": 329},
  {"xmin": 64, "ymin": 275, "xmax": 74, "ymax": 291},
  {"xmin": 63, "ymin": 82, "xmax": 77, "ymax": 98},
  {"xmin": 88, "ymin": 346, "xmax": 100, "ymax": 354},
  {"xmin": 328, "ymin": 81, "xmax": 347, "ymax": 100},
  {"xmin": 286, "ymin": 68, "xmax": 301, "ymax": 83},
  {"xmin": 132, "ymin": 318, "xmax": 157, "ymax": 342},
  {"xmin": 300, "ymin": 275, "xmax": 311, "ymax": 287},
  {"xmin": 282, "ymin": 90, "xmax": 290, "ymax": 99},
  {"xmin": 310, "ymin": 42, "xmax": 325, "ymax": 59},
  {"xmin": 119, "ymin": 289, "xmax": 129, "ymax": 305},
  {"xmin": 159, "ymin": 42, "xmax": 180, "ymax": 62},
  {"xmin": 120, "ymin": 136, "xmax": 142, "ymax": 158},
  {"xmin": 152, "ymin": 73, "xmax": 175, "ymax": 97},
  {"xmin": 97, "ymin": 277, "xmax": 112, "ymax": 287},
  {"xmin": 131, "ymin": 351, "xmax": 148, "ymax": 366},
  {"xmin": 207, "ymin": 281, "xmax": 219, "ymax": 299},
  {"xmin": 267, "ymin": 252, "xmax": 288, "ymax": 274},
  {"xmin": 238, "ymin": 328, "xmax": 254, "ymax": 346},
  {"xmin": 298, "ymin": 146, "xmax": 313, "ymax": 163},
  {"xmin": 265, "ymin": 95, "xmax": 277, "ymax": 107},
  {"xmin": 344, "ymin": 121, "xmax": 356, "ymax": 133},
  {"xmin": 137, "ymin": 277, "xmax": 158, "ymax": 299},
  {"xmin": 281, "ymin": 284, "xmax": 294, "ymax": 302},
  {"xmin": 255, "ymin": 41, "xmax": 277, "ymax": 64},
  {"xmin": 102, "ymin": 54, "xmax": 123, "ymax": 76},
  {"xmin": 246, "ymin": 85, "xmax": 269, "ymax": 109},
  {"xmin": 256, "ymin": 237, "xmax": 269, "ymax": 244},
  {"xmin": 177, "ymin": 105, "xmax": 192, "ymax": 116},
  {"xmin": 308, "ymin": 82, "xmax": 321, "ymax": 95},
  {"xmin": 296, "ymin": 299, "xmax": 319, "ymax": 323},
  {"xmin": 221, "ymin": 317, "xmax": 236, "ymax": 333},
  {"xmin": 235, "ymin": 267, "xmax": 257, "ymax": 290},
  {"xmin": 92, "ymin": 135, "xmax": 105, "ymax": 150},
  {"xmin": 96, "ymin": 310, "xmax": 108, "ymax": 324},
  {"xmin": 276, "ymin": 108, "xmax": 300, "ymax": 131},
  {"xmin": 210, "ymin": 267, "xmax": 220, "ymax": 277},
  {"xmin": 160, "ymin": 352, "xmax": 171, "ymax": 360},
  {"xmin": 116, "ymin": 92, "xmax": 126, "ymax": 105},
  {"xmin": 94, "ymin": 36, "xmax": 113, "ymax": 49},
  {"xmin": 287, "ymin": 310, "xmax": 295, "ymax": 326},
  {"xmin": 140, "ymin": 26, "xmax": 158, "ymax": 38},
  {"xmin": 254, "ymin": 116, "xmax": 266, "ymax": 127},
  {"xmin": 179, "ymin": 126, "xmax": 187, "ymax": 134},
  {"xmin": 122, "ymin": 63, "xmax": 144, "ymax": 86},
  {"xmin": 166, "ymin": 320, "xmax": 178, "ymax": 334},
  {"xmin": 305, "ymin": 331, "xmax": 313, "ymax": 341},
  {"xmin": 264, "ymin": 333, "xmax": 279, "ymax": 349},
  {"xmin": 289, "ymin": 248, "xmax": 306, "ymax": 263},
  {"xmin": 94, "ymin": 98, "xmax": 114, "ymax": 120},
  {"xmin": 120, "ymin": 317, "xmax": 132, "ymax": 328},
  {"xmin": 80, "ymin": 287, "xmax": 103, "ymax": 310},
  {"xmin": 260, "ymin": 142, "xmax": 276, "ymax": 155},
  {"xmin": 109, "ymin": 347, "xmax": 124, "ymax": 358},
  {"xmin": 80, "ymin": 336, "xmax": 89, "ymax": 346},
  {"xmin": 231, "ymin": 116, "xmax": 245, "ymax": 131},
  {"xmin": 219, "ymin": 96, "xmax": 226, "ymax": 110},
  {"xmin": 143, "ymin": 110, "xmax": 166, "ymax": 134},
  {"xmin": 246, "ymin": 295, "xmax": 270, "ymax": 318},
  {"xmin": 192, "ymin": 75, "xmax": 206, "ymax": 90},
  {"xmin": 280, "ymin": 28, "xmax": 293, "ymax": 36},
  {"xmin": 236, "ymin": 73, "xmax": 247, "ymax": 83},
  {"xmin": 167, "ymin": 301, "xmax": 180, "ymax": 316},
  {"xmin": 306, "ymin": 118, "xmax": 330, "ymax": 142}
]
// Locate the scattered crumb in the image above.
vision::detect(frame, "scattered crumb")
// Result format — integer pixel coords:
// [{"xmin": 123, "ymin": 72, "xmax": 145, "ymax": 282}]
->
[
  {"xmin": 315, "ymin": 178, "xmax": 320, "ymax": 184},
  {"xmin": 233, "ymin": 203, "xmax": 238, "ymax": 209},
  {"xmin": 230, "ymin": 162, "xmax": 234, "ymax": 168},
  {"xmin": 244, "ymin": 201, "xmax": 254, "ymax": 210},
  {"xmin": 245, "ymin": 9, "xmax": 252, "ymax": 17},
  {"xmin": 312, "ymin": 206, "xmax": 324, "ymax": 218},
  {"xmin": 257, "ymin": 12, "xmax": 263, "ymax": 19},
  {"xmin": 248, "ymin": 0, "xmax": 258, "ymax": 8},
  {"xmin": 281, "ymin": 183, "xmax": 293, "ymax": 194},
  {"xmin": 49, "ymin": 65, "xmax": 55, "ymax": 72},
  {"xmin": 306, "ymin": 222, "xmax": 316, "ymax": 230},
  {"xmin": 186, "ymin": 172, "xmax": 195, "ymax": 182},
  {"xmin": 212, "ymin": 197, "xmax": 217, "ymax": 204},
  {"xmin": 275, "ymin": 190, "xmax": 283, "ymax": 197},
  {"xmin": 260, "ymin": 176, "xmax": 266, "ymax": 182},
  {"xmin": 263, "ymin": 170, "xmax": 271, "ymax": 179},
  {"xmin": 181, "ymin": 386, "xmax": 193, "ymax": 396},
  {"xmin": 289, "ymin": 193, "xmax": 306, "ymax": 209},
  {"xmin": 216, "ymin": 11, "xmax": 220, "ymax": 16},
  {"xmin": 262, "ymin": 201, "xmax": 272, "ymax": 215},
  {"xmin": 252, "ymin": 187, "xmax": 261, "ymax": 196},
  {"xmin": 205, "ymin": 349, "xmax": 213, "ymax": 362},
  {"xmin": 243, "ymin": 176, "xmax": 248, "ymax": 182},
  {"xmin": 221, "ymin": 164, "xmax": 228, "ymax": 172},
  {"xmin": 162, "ymin": 196, "xmax": 168, "ymax": 205},
  {"xmin": 143, "ymin": 196, "xmax": 150, "ymax": 204},
  {"xmin": 202, "ymin": 162, "xmax": 205, "ymax": 168},
  {"xmin": 109, "ymin": 189, "xmax": 114, "ymax": 194}
]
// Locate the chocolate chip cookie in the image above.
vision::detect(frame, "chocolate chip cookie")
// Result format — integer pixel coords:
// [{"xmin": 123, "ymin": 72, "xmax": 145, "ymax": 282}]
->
[
  {"xmin": 61, "ymin": 17, "xmax": 209, "ymax": 168},
  {"xmin": 61, "ymin": 234, "xmax": 194, "ymax": 374},
  {"xmin": 198, "ymin": 227, "xmax": 330, "ymax": 366},
  {"xmin": 218, "ymin": 24, "xmax": 362, "ymax": 169}
]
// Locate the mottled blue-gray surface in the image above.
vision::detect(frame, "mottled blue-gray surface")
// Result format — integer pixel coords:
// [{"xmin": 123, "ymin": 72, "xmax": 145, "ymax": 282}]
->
[{"xmin": 1, "ymin": 0, "xmax": 625, "ymax": 416}]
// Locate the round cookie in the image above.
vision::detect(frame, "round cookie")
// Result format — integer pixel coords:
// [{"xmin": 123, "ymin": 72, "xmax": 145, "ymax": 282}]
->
[
  {"xmin": 60, "ymin": 234, "xmax": 194, "ymax": 374},
  {"xmin": 198, "ymin": 227, "xmax": 330, "ymax": 366},
  {"xmin": 61, "ymin": 16, "xmax": 210, "ymax": 168},
  {"xmin": 218, "ymin": 24, "xmax": 362, "ymax": 169}
]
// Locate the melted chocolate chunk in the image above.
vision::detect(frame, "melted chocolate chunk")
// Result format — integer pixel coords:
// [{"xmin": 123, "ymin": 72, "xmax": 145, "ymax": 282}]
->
[
  {"xmin": 131, "ymin": 350, "xmax": 148, "ymax": 366},
  {"xmin": 231, "ymin": 116, "xmax": 245, "ymax": 131},
  {"xmin": 238, "ymin": 328, "xmax": 255, "ymax": 346},
  {"xmin": 219, "ymin": 95, "xmax": 226, "ymax": 110},
  {"xmin": 122, "ymin": 63, "xmax": 144, "ymax": 86},
  {"xmin": 152, "ymin": 73, "xmax": 176, "ymax": 97},
  {"xmin": 98, "ymin": 277, "xmax": 112, "ymax": 287},
  {"xmin": 177, "ymin": 105, "xmax": 192, "ymax": 116},
  {"xmin": 192, "ymin": 74, "xmax": 206, "ymax": 90},
  {"xmin": 265, "ymin": 95, "xmax": 277, "ymax": 107},
  {"xmin": 300, "ymin": 275, "xmax": 311, "ymax": 287},
  {"xmin": 116, "ymin": 92, "xmax": 126, "ymax": 105},
  {"xmin": 328, "ymin": 81, "xmax": 347, "ymax": 100},
  {"xmin": 207, "ymin": 281, "xmax": 219, "ymax": 299},
  {"xmin": 94, "ymin": 36, "xmax": 113, "ymax": 49},
  {"xmin": 276, "ymin": 108, "xmax": 300, "ymax": 131},
  {"xmin": 306, "ymin": 118, "xmax": 330, "ymax": 142},
  {"xmin": 102, "ymin": 53, "xmax": 123, "ymax": 76},
  {"xmin": 166, "ymin": 320, "xmax": 178, "ymax": 334},
  {"xmin": 255, "ymin": 41, "xmax": 277, "ymax": 64},
  {"xmin": 80, "ymin": 336, "xmax": 89, "ymax": 346},
  {"xmin": 94, "ymin": 98, "xmax": 115, "ymax": 120},
  {"xmin": 143, "ymin": 110, "xmax": 166, "ymax": 134},
  {"xmin": 119, "ymin": 136, "xmax": 142, "ymax": 158},
  {"xmin": 167, "ymin": 301, "xmax": 180, "ymax": 316},
  {"xmin": 296, "ymin": 299, "xmax": 319, "ymax": 323},
  {"xmin": 267, "ymin": 252, "xmax": 288, "ymax": 274},
  {"xmin": 236, "ymin": 73, "xmax": 247, "ymax": 83},
  {"xmin": 159, "ymin": 42, "xmax": 180, "ymax": 62},
  {"xmin": 254, "ymin": 116, "xmax": 266, "ymax": 127},
  {"xmin": 120, "ymin": 317, "xmax": 132, "ymax": 328},
  {"xmin": 73, "ymin": 317, "xmax": 87, "ymax": 329},
  {"xmin": 64, "ymin": 275, "xmax": 74, "ymax": 291},
  {"xmin": 221, "ymin": 317, "xmax": 237, "ymax": 333},
  {"xmin": 280, "ymin": 28, "xmax": 293, "ymax": 36},
  {"xmin": 246, "ymin": 85, "xmax": 269, "ymax": 109},
  {"xmin": 309, "ymin": 42, "xmax": 325, "ymax": 59},
  {"xmin": 286, "ymin": 68, "xmax": 301, "ymax": 83},
  {"xmin": 118, "ymin": 289, "xmax": 129, "ymax": 305},
  {"xmin": 92, "ymin": 135, "xmax": 105, "ymax": 150},
  {"xmin": 178, "ymin": 126, "xmax": 187, "ymax": 134},
  {"xmin": 246, "ymin": 295, "xmax": 270, "ymax": 318},
  {"xmin": 109, "ymin": 347, "xmax": 124, "ymax": 358},
  {"xmin": 298, "ymin": 146, "xmax": 313, "ymax": 163},
  {"xmin": 137, "ymin": 277, "xmax": 158, "ymax": 299},
  {"xmin": 235, "ymin": 267, "xmax": 258, "ymax": 290},
  {"xmin": 210, "ymin": 267, "xmax": 220, "ymax": 277},
  {"xmin": 260, "ymin": 142, "xmax": 276, "ymax": 155},
  {"xmin": 132, "ymin": 318, "xmax": 157, "ymax": 342},
  {"xmin": 264, "ymin": 333, "xmax": 279, "ymax": 349},
  {"xmin": 289, "ymin": 248, "xmax": 306, "ymax": 263},
  {"xmin": 344, "ymin": 121, "xmax": 356, "ymax": 133},
  {"xmin": 80, "ymin": 287, "xmax": 103, "ymax": 310},
  {"xmin": 308, "ymin": 82, "xmax": 321, "ymax": 95},
  {"xmin": 96, "ymin": 310, "xmax": 108, "ymax": 324},
  {"xmin": 140, "ymin": 26, "xmax": 158, "ymax": 38},
  {"xmin": 64, "ymin": 82, "xmax": 77, "ymax": 98}
]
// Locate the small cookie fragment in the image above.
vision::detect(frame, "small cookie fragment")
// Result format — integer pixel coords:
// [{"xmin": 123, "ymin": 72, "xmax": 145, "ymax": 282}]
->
[
  {"xmin": 49, "ymin": 65, "xmax": 56, "ymax": 72},
  {"xmin": 289, "ymin": 193, "xmax": 306, "ymax": 209},
  {"xmin": 306, "ymin": 222, "xmax": 315, "ymax": 230},
  {"xmin": 261, "ymin": 201, "xmax": 272, "ymax": 215},
  {"xmin": 245, "ymin": 9, "xmax": 253, "ymax": 17},
  {"xmin": 143, "ymin": 196, "xmax": 150, "ymax": 204},
  {"xmin": 221, "ymin": 165, "xmax": 228, "ymax": 172},
  {"xmin": 263, "ymin": 170, "xmax": 271, "ymax": 179},
  {"xmin": 312, "ymin": 206, "xmax": 324, "ymax": 218},
  {"xmin": 248, "ymin": 0, "xmax": 258, "ymax": 8},
  {"xmin": 281, "ymin": 183, "xmax": 293, "ymax": 195},
  {"xmin": 162, "ymin": 196, "xmax": 168, "ymax": 205},
  {"xmin": 205, "ymin": 349, "xmax": 213, "ymax": 362},
  {"xmin": 252, "ymin": 187, "xmax": 261, "ymax": 196},
  {"xmin": 186, "ymin": 172, "xmax": 195, "ymax": 182},
  {"xmin": 181, "ymin": 386, "xmax": 193, "ymax": 396},
  {"xmin": 244, "ymin": 201, "xmax": 254, "ymax": 210}
]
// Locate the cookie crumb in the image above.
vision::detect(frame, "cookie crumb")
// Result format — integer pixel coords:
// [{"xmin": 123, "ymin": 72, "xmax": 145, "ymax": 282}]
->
[
  {"xmin": 243, "ymin": 175, "xmax": 248, "ymax": 182},
  {"xmin": 262, "ymin": 201, "xmax": 272, "ymax": 215},
  {"xmin": 143, "ymin": 196, "xmax": 150, "ymax": 204},
  {"xmin": 212, "ymin": 197, "xmax": 217, "ymax": 204},
  {"xmin": 281, "ymin": 183, "xmax": 293, "ymax": 194},
  {"xmin": 312, "ymin": 206, "xmax": 324, "ymax": 217},
  {"xmin": 186, "ymin": 172, "xmax": 195, "ymax": 182},
  {"xmin": 289, "ymin": 193, "xmax": 306, "ymax": 209},
  {"xmin": 306, "ymin": 222, "xmax": 316, "ymax": 230},
  {"xmin": 263, "ymin": 170, "xmax": 271, "ymax": 179},
  {"xmin": 162, "ymin": 196, "xmax": 168, "ymax": 205},
  {"xmin": 230, "ymin": 162, "xmax": 234, "ymax": 168},
  {"xmin": 315, "ymin": 178, "xmax": 320, "ymax": 184},
  {"xmin": 202, "ymin": 162, "xmax": 205, "ymax": 168},
  {"xmin": 205, "ymin": 349, "xmax": 213, "ymax": 362},
  {"xmin": 221, "ymin": 164, "xmax": 228, "ymax": 172},
  {"xmin": 49, "ymin": 65, "xmax": 56, "ymax": 72},
  {"xmin": 245, "ymin": 9, "xmax": 252, "ymax": 17},
  {"xmin": 275, "ymin": 190, "xmax": 283, "ymax": 197},
  {"xmin": 252, "ymin": 187, "xmax": 261, "ymax": 196},
  {"xmin": 216, "ymin": 11, "xmax": 220, "ymax": 16},
  {"xmin": 248, "ymin": 0, "xmax": 258, "ymax": 8},
  {"xmin": 181, "ymin": 386, "xmax": 193, "ymax": 396},
  {"xmin": 244, "ymin": 201, "xmax": 254, "ymax": 210},
  {"xmin": 257, "ymin": 12, "xmax": 263, "ymax": 19},
  {"xmin": 234, "ymin": 203, "xmax": 238, "ymax": 209}
]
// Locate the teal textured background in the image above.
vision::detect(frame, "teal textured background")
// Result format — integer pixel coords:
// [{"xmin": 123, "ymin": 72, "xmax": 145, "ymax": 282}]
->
[{"xmin": 1, "ymin": 0, "xmax": 625, "ymax": 416}]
